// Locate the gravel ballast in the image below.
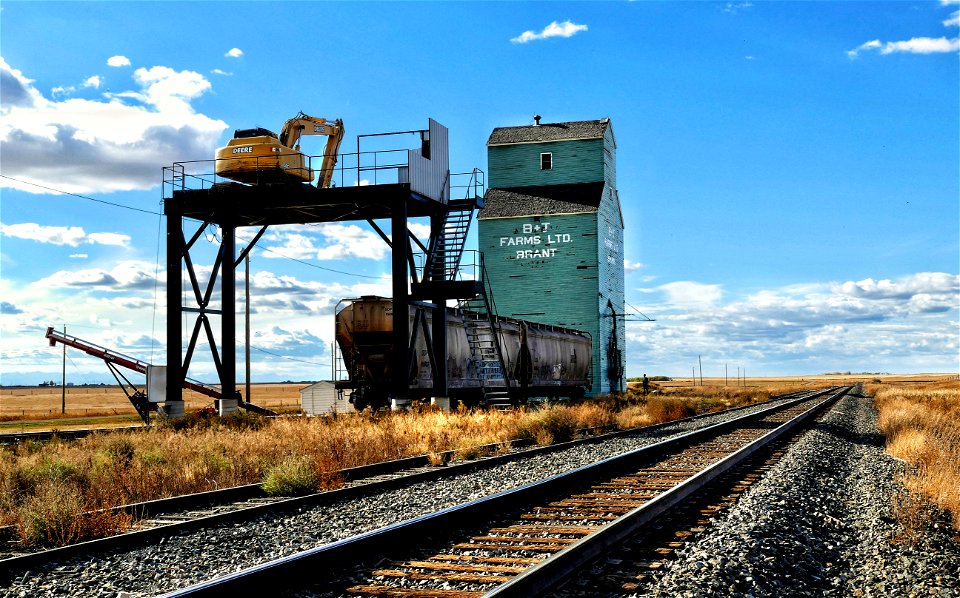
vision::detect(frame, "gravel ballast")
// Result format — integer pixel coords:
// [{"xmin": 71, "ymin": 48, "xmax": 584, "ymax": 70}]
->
[{"xmin": 644, "ymin": 394, "xmax": 960, "ymax": 597}]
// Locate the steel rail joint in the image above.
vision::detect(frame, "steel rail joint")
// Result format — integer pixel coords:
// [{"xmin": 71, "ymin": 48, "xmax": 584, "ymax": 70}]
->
[
  {"xmin": 155, "ymin": 388, "xmax": 843, "ymax": 597},
  {"xmin": 484, "ymin": 386, "xmax": 850, "ymax": 598}
]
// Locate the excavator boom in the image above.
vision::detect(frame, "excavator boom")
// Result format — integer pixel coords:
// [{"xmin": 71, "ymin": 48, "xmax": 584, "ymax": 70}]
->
[{"xmin": 215, "ymin": 111, "xmax": 344, "ymax": 187}]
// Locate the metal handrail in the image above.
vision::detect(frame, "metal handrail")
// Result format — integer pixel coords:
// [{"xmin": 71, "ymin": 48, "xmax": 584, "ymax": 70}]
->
[{"xmin": 163, "ymin": 148, "xmax": 420, "ymax": 195}]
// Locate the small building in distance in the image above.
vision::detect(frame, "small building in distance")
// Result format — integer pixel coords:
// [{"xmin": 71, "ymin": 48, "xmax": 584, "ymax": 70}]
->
[
  {"xmin": 478, "ymin": 117, "xmax": 625, "ymax": 396},
  {"xmin": 300, "ymin": 381, "xmax": 356, "ymax": 415}
]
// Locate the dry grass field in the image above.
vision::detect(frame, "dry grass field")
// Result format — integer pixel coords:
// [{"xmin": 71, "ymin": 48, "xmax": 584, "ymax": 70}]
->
[{"xmin": 0, "ymin": 383, "xmax": 309, "ymax": 423}]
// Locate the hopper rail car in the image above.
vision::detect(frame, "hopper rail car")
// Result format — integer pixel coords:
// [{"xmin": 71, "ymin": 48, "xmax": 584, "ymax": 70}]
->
[{"xmin": 335, "ymin": 296, "xmax": 593, "ymax": 411}]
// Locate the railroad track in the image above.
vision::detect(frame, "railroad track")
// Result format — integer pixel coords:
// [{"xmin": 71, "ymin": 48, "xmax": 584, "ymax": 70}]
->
[
  {"xmin": 549, "ymin": 436, "xmax": 798, "ymax": 596},
  {"xmin": 155, "ymin": 387, "xmax": 848, "ymax": 597},
  {"xmin": 0, "ymin": 390, "xmax": 829, "ymax": 591},
  {"xmin": 0, "ymin": 425, "xmax": 144, "ymax": 446}
]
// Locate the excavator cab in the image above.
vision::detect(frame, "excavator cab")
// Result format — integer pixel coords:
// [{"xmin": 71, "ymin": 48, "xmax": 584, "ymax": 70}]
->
[{"xmin": 214, "ymin": 113, "xmax": 344, "ymax": 187}]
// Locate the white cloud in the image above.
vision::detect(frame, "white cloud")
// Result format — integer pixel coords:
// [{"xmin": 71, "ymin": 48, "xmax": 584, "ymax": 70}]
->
[
  {"xmin": 723, "ymin": 2, "xmax": 753, "ymax": 14},
  {"xmin": 511, "ymin": 20, "xmax": 588, "ymax": 44},
  {"xmin": 0, "ymin": 57, "xmax": 228, "ymax": 194},
  {"xmin": 835, "ymin": 272, "xmax": 959, "ymax": 301},
  {"xmin": 225, "ymin": 48, "xmax": 243, "ymax": 58},
  {"xmin": 261, "ymin": 233, "xmax": 319, "ymax": 261},
  {"xmin": 211, "ymin": 69, "xmax": 232, "ymax": 76},
  {"xmin": 69, "ymin": 254, "xmax": 88, "ymax": 259},
  {"xmin": 657, "ymin": 281, "xmax": 723, "ymax": 308},
  {"xmin": 879, "ymin": 36, "xmax": 960, "ymax": 54},
  {"xmin": 848, "ymin": 4, "xmax": 960, "ymax": 57},
  {"xmin": 624, "ymin": 259, "xmax": 645, "ymax": 272},
  {"xmin": 0, "ymin": 222, "xmax": 131, "ymax": 247},
  {"xmin": 87, "ymin": 232, "xmax": 132, "ymax": 246},
  {"xmin": 408, "ymin": 222, "xmax": 432, "ymax": 241},
  {"xmin": 849, "ymin": 36, "xmax": 960, "ymax": 57},
  {"xmin": 314, "ymin": 223, "xmax": 387, "ymax": 261},
  {"xmin": 627, "ymin": 272, "xmax": 959, "ymax": 377},
  {"xmin": 260, "ymin": 223, "xmax": 388, "ymax": 262},
  {"xmin": 35, "ymin": 260, "xmax": 158, "ymax": 291},
  {"xmin": 50, "ymin": 74, "xmax": 104, "ymax": 97},
  {"xmin": 847, "ymin": 39, "xmax": 882, "ymax": 58},
  {"xmin": 107, "ymin": 55, "xmax": 131, "ymax": 67}
]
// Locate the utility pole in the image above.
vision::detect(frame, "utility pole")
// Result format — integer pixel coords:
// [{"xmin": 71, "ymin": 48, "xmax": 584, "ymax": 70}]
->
[
  {"xmin": 61, "ymin": 325, "xmax": 66, "ymax": 415},
  {"xmin": 698, "ymin": 354, "xmax": 703, "ymax": 387},
  {"xmin": 725, "ymin": 363, "xmax": 728, "ymax": 387}
]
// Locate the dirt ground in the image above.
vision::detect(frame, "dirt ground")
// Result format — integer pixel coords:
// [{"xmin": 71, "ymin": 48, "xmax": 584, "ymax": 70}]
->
[{"xmin": 0, "ymin": 383, "xmax": 310, "ymax": 420}]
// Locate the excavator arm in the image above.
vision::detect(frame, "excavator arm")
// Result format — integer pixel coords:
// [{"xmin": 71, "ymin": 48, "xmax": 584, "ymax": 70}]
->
[
  {"xmin": 279, "ymin": 112, "xmax": 345, "ymax": 188},
  {"xmin": 215, "ymin": 111, "xmax": 344, "ymax": 188}
]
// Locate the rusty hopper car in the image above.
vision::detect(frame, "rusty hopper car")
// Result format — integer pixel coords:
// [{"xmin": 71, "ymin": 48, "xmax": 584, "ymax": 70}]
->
[{"xmin": 335, "ymin": 296, "xmax": 592, "ymax": 410}]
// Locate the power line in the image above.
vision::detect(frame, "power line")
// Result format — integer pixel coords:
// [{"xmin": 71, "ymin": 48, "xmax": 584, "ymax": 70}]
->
[
  {"xmin": 0, "ymin": 174, "xmax": 162, "ymax": 215},
  {"xmin": 625, "ymin": 300, "xmax": 655, "ymax": 322},
  {"xmin": 249, "ymin": 344, "xmax": 330, "ymax": 368},
  {"xmin": 235, "ymin": 234, "xmax": 385, "ymax": 279},
  {"xmin": 3, "ymin": 174, "xmax": 388, "ymax": 280}
]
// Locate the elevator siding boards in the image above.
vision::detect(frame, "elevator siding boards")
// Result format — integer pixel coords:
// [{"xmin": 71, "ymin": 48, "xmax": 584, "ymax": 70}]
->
[{"xmin": 479, "ymin": 119, "xmax": 625, "ymax": 396}]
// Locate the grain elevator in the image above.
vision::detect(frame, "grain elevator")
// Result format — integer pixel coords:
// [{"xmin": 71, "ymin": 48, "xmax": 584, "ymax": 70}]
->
[{"xmin": 478, "ymin": 117, "xmax": 625, "ymax": 396}]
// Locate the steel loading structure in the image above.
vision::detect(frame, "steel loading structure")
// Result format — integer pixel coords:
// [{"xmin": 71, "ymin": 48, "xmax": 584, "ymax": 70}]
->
[
  {"xmin": 160, "ymin": 116, "xmax": 624, "ymax": 415},
  {"xmin": 162, "ymin": 119, "xmax": 473, "ymax": 415}
]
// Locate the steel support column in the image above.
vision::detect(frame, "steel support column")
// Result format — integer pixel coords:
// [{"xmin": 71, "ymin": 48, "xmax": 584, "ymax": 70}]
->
[
  {"xmin": 430, "ymin": 211, "xmax": 448, "ymax": 398},
  {"xmin": 391, "ymin": 203, "xmax": 409, "ymax": 406},
  {"xmin": 166, "ymin": 215, "xmax": 183, "ymax": 404},
  {"xmin": 221, "ymin": 225, "xmax": 237, "ymax": 402}
]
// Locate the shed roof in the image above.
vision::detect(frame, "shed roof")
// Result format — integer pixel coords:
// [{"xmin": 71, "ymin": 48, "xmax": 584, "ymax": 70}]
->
[
  {"xmin": 478, "ymin": 182, "xmax": 604, "ymax": 219},
  {"xmin": 487, "ymin": 119, "xmax": 610, "ymax": 146},
  {"xmin": 299, "ymin": 381, "xmax": 335, "ymax": 394}
]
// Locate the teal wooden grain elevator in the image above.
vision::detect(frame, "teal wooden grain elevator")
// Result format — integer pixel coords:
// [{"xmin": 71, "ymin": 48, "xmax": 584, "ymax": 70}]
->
[{"xmin": 478, "ymin": 117, "xmax": 626, "ymax": 396}]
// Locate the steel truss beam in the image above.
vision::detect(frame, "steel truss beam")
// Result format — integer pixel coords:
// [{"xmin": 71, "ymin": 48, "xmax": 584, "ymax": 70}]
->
[{"xmin": 164, "ymin": 186, "xmax": 467, "ymax": 408}]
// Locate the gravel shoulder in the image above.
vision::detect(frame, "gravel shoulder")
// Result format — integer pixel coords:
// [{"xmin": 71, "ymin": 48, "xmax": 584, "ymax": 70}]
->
[{"xmin": 646, "ymin": 394, "xmax": 960, "ymax": 597}]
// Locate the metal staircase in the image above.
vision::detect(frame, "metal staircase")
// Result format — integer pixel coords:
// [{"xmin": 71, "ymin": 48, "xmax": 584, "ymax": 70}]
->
[
  {"xmin": 424, "ymin": 198, "xmax": 475, "ymax": 283},
  {"xmin": 458, "ymin": 256, "xmax": 513, "ymax": 408},
  {"xmin": 413, "ymin": 169, "xmax": 513, "ymax": 407}
]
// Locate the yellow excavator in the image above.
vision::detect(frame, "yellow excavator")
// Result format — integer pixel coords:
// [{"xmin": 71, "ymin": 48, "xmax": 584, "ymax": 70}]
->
[{"xmin": 214, "ymin": 112, "xmax": 344, "ymax": 187}]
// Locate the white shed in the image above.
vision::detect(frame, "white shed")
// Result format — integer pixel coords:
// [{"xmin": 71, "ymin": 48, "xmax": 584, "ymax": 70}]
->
[{"xmin": 300, "ymin": 381, "xmax": 356, "ymax": 415}]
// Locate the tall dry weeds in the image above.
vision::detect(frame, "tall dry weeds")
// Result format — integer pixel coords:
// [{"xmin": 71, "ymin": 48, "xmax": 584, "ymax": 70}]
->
[{"xmin": 874, "ymin": 385, "xmax": 960, "ymax": 533}]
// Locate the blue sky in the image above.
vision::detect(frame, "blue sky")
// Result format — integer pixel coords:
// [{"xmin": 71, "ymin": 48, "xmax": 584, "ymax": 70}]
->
[{"xmin": 1, "ymin": 1, "xmax": 958, "ymax": 386}]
